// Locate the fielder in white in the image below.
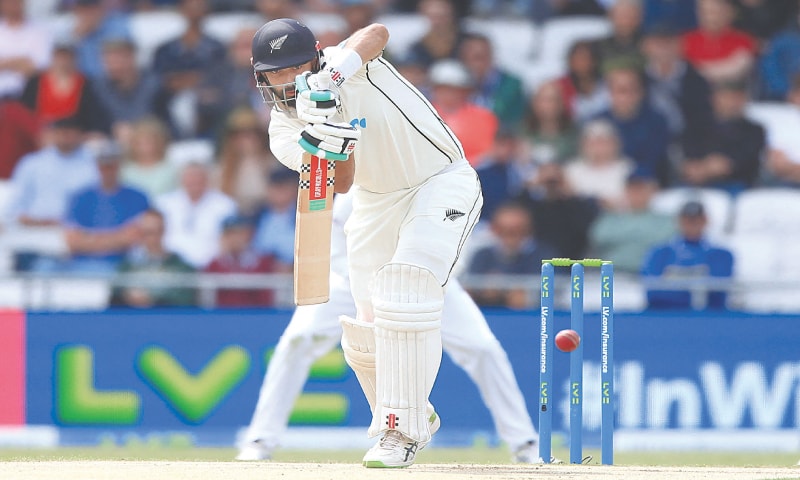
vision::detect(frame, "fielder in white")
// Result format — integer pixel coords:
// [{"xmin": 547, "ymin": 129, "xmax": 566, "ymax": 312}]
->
[
  {"xmin": 250, "ymin": 18, "xmax": 490, "ymax": 467},
  {"xmin": 237, "ymin": 192, "xmax": 539, "ymax": 463}
]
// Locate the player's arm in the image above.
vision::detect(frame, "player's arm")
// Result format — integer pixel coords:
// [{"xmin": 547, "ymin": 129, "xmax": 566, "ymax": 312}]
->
[{"xmin": 342, "ymin": 23, "xmax": 389, "ymax": 64}]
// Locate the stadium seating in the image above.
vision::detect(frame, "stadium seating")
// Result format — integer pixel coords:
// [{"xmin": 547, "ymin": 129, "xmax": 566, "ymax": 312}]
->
[
  {"xmin": 649, "ymin": 187, "xmax": 734, "ymax": 239},
  {"xmin": 203, "ymin": 12, "xmax": 264, "ymax": 44},
  {"xmin": 375, "ymin": 13, "xmax": 429, "ymax": 61},
  {"xmin": 730, "ymin": 188, "xmax": 800, "ymax": 235},
  {"xmin": 462, "ymin": 18, "xmax": 539, "ymax": 79},
  {"xmin": 129, "ymin": 10, "xmax": 188, "ymax": 67}
]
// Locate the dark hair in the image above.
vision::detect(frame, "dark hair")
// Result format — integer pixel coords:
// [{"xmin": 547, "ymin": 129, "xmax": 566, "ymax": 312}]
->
[
  {"xmin": 567, "ymin": 40, "xmax": 602, "ymax": 85},
  {"xmin": 524, "ymin": 81, "xmax": 573, "ymax": 134}
]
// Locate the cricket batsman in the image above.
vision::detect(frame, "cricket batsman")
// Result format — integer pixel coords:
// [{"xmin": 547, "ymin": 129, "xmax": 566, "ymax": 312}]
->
[
  {"xmin": 237, "ymin": 192, "xmax": 540, "ymax": 464},
  {"xmin": 251, "ymin": 18, "xmax": 483, "ymax": 467}
]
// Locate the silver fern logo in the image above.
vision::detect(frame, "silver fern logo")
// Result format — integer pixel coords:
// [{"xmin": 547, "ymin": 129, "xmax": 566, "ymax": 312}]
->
[
  {"xmin": 444, "ymin": 209, "xmax": 465, "ymax": 221},
  {"xmin": 269, "ymin": 34, "xmax": 288, "ymax": 52}
]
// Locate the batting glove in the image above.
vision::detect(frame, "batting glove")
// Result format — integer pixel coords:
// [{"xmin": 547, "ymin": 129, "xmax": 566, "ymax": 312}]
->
[
  {"xmin": 295, "ymin": 72, "xmax": 340, "ymax": 124},
  {"xmin": 298, "ymin": 121, "xmax": 360, "ymax": 161}
]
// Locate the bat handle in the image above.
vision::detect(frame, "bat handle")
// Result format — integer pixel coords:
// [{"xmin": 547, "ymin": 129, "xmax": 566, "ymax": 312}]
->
[{"xmin": 317, "ymin": 70, "xmax": 332, "ymax": 90}]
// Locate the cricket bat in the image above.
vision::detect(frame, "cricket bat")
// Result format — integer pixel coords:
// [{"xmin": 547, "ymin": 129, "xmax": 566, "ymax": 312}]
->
[{"xmin": 294, "ymin": 152, "xmax": 335, "ymax": 305}]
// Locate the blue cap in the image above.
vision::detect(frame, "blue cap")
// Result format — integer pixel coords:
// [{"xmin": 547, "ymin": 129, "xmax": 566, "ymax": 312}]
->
[
  {"xmin": 252, "ymin": 18, "xmax": 318, "ymax": 72},
  {"xmin": 679, "ymin": 201, "xmax": 706, "ymax": 218}
]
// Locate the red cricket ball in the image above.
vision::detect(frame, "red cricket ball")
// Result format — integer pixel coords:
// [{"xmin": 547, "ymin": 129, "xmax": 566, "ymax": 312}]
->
[{"xmin": 555, "ymin": 329, "xmax": 581, "ymax": 353}]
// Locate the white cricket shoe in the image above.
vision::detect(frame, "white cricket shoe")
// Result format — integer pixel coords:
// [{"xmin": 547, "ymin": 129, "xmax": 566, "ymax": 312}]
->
[
  {"xmin": 362, "ymin": 412, "xmax": 441, "ymax": 468},
  {"xmin": 512, "ymin": 440, "xmax": 565, "ymax": 464},
  {"xmin": 235, "ymin": 440, "xmax": 272, "ymax": 461}
]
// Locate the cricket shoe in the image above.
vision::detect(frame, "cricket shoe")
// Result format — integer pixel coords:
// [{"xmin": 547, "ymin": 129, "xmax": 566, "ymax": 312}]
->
[
  {"xmin": 362, "ymin": 412, "xmax": 440, "ymax": 468},
  {"xmin": 512, "ymin": 440, "xmax": 564, "ymax": 464},
  {"xmin": 235, "ymin": 440, "xmax": 272, "ymax": 461}
]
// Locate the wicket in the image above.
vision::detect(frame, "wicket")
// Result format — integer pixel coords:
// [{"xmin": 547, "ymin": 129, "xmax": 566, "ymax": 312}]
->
[{"xmin": 538, "ymin": 258, "xmax": 614, "ymax": 465}]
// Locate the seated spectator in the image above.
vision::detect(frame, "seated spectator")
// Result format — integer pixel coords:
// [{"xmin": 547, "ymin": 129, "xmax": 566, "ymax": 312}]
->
[
  {"xmin": 155, "ymin": 161, "xmax": 237, "ymax": 269},
  {"xmin": 731, "ymin": 0, "xmax": 796, "ymax": 43},
  {"xmin": 589, "ymin": 173, "xmax": 676, "ymax": 273},
  {"xmin": 206, "ymin": 27, "xmax": 264, "ymax": 121},
  {"xmin": 92, "ymin": 38, "xmax": 160, "ymax": 141},
  {"xmin": 6, "ymin": 116, "xmax": 97, "ymax": 227},
  {"xmin": 594, "ymin": 0, "xmax": 646, "ymax": 71},
  {"xmin": 515, "ymin": 162, "xmax": 598, "ymax": 259},
  {"xmin": 0, "ymin": 99, "xmax": 40, "ymax": 179},
  {"xmin": 213, "ymin": 107, "xmax": 277, "ymax": 215},
  {"xmin": 340, "ymin": 0, "xmax": 378, "ymax": 36},
  {"xmin": 682, "ymin": 0, "xmax": 757, "ymax": 83},
  {"xmin": 254, "ymin": 0, "xmax": 299, "ymax": 21},
  {"xmin": 465, "ymin": 202, "xmax": 555, "ymax": 309},
  {"xmin": 522, "ymin": 81, "xmax": 579, "ymax": 165},
  {"xmin": 406, "ymin": 0, "xmax": 465, "ymax": 67},
  {"xmin": 253, "ymin": 168, "xmax": 299, "ymax": 268},
  {"xmin": 641, "ymin": 200, "xmax": 734, "ymax": 310},
  {"xmin": 205, "ymin": 215, "xmax": 282, "ymax": 307},
  {"xmin": 565, "ymin": 120, "xmax": 634, "ymax": 210},
  {"xmin": 152, "ymin": 0, "xmax": 227, "ymax": 139},
  {"xmin": 0, "ymin": 0, "xmax": 52, "ymax": 99},
  {"xmin": 110, "ymin": 209, "xmax": 196, "ymax": 308},
  {"xmin": 641, "ymin": 23, "xmax": 713, "ymax": 145},
  {"xmin": 20, "ymin": 42, "xmax": 108, "ymax": 136},
  {"xmin": 458, "ymin": 32, "xmax": 526, "ymax": 130},
  {"xmin": 764, "ymin": 75, "xmax": 800, "ymax": 186},
  {"xmin": 557, "ymin": 41, "xmax": 610, "ymax": 124},
  {"xmin": 680, "ymin": 79, "xmax": 765, "ymax": 193},
  {"xmin": 759, "ymin": 10, "xmax": 800, "ymax": 100},
  {"xmin": 595, "ymin": 64, "xmax": 671, "ymax": 184},
  {"xmin": 429, "ymin": 59, "xmax": 498, "ymax": 167},
  {"xmin": 476, "ymin": 129, "xmax": 525, "ymax": 222},
  {"xmin": 56, "ymin": 142, "xmax": 150, "ymax": 274},
  {"xmin": 120, "ymin": 117, "xmax": 178, "ymax": 200},
  {"xmin": 67, "ymin": 0, "xmax": 131, "ymax": 78}
]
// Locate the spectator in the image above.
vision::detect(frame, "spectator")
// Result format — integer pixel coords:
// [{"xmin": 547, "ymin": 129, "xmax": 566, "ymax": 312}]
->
[
  {"xmin": 642, "ymin": 0, "xmax": 697, "ymax": 32},
  {"xmin": 92, "ymin": 38, "xmax": 160, "ymax": 141},
  {"xmin": 595, "ymin": 64, "xmax": 671, "ymax": 184},
  {"xmin": 340, "ymin": 0, "xmax": 377, "ymax": 37},
  {"xmin": 680, "ymin": 79, "xmax": 765, "ymax": 193},
  {"xmin": 475, "ymin": 129, "xmax": 525, "ymax": 222},
  {"xmin": 67, "ymin": 0, "xmax": 131, "ymax": 78},
  {"xmin": 594, "ymin": 0, "xmax": 646, "ymax": 71},
  {"xmin": 641, "ymin": 200, "xmax": 734, "ymax": 310},
  {"xmin": 458, "ymin": 32, "xmax": 526, "ymax": 130},
  {"xmin": 522, "ymin": 80, "xmax": 579, "ymax": 165},
  {"xmin": 58, "ymin": 141, "xmax": 150, "ymax": 274},
  {"xmin": 207, "ymin": 27, "xmax": 264, "ymax": 120},
  {"xmin": 407, "ymin": 0, "xmax": 465, "ymax": 67},
  {"xmin": 205, "ymin": 215, "xmax": 282, "ymax": 307},
  {"xmin": 682, "ymin": 0, "xmax": 757, "ymax": 83},
  {"xmin": 515, "ymin": 162, "xmax": 598, "ymax": 259},
  {"xmin": 110, "ymin": 208, "xmax": 196, "ymax": 308},
  {"xmin": 155, "ymin": 161, "xmax": 237, "ymax": 269},
  {"xmin": 0, "ymin": 0, "xmax": 53, "ymax": 99},
  {"xmin": 764, "ymin": 75, "xmax": 800, "ymax": 186},
  {"xmin": 0, "ymin": 99, "xmax": 40, "ymax": 179},
  {"xmin": 394, "ymin": 56, "xmax": 431, "ymax": 98},
  {"xmin": 152, "ymin": 0, "xmax": 227, "ymax": 139},
  {"xmin": 641, "ymin": 22, "xmax": 713, "ymax": 147},
  {"xmin": 120, "ymin": 117, "xmax": 177, "ymax": 200},
  {"xmin": 759, "ymin": 10, "xmax": 800, "ymax": 100},
  {"xmin": 465, "ymin": 202, "xmax": 555, "ymax": 309},
  {"xmin": 6, "ymin": 116, "xmax": 97, "ymax": 227},
  {"xmin": 565, "ymin": 120, "xmax": 634, "ymax": 210},
  {"xmin": 589, "ymin": 173, "xmax": 676, "ymax": 273},
  {"xmin": 731, "ymin": 0, "xmax": 796, "ymax": 42},
  {"xmin": 213, "ymin": 107, "xmax": 277, "ymax": 215},
  {"xmin": 557, "ymin": 40, "xmax": 610, "ymax": 124},
  {"xmin": 20, "ymin": 42, "xmax": 109, "ymax": 135},
  {"xmin": 429, "ymin": 59, "xmax": 498, "ymax": 167},
  {"xmin": 253, "ymin": 168, "xmax": 298, "ymax": 268},
  {"xmin": 254, "ymin": 0, "xmax": 299, "ymax": 20}
]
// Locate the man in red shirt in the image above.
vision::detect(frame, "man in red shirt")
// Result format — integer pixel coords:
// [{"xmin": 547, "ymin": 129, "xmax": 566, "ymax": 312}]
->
[
  {"xmin": 0, "ymin": 99, "xmax": 39, "ymax": 179},
  {"xmin": 429, "ymin": 59, "xmax": 499, "ymax": 167},
  {"xmin": 682, "ymin": 0, "xmax": 757, "ymax": 83}
]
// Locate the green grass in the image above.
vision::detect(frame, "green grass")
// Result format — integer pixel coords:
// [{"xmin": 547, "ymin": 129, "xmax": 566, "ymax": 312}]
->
[{"xmin": 0, "ymin": 446, "xmax": 797, "ymax": 467}]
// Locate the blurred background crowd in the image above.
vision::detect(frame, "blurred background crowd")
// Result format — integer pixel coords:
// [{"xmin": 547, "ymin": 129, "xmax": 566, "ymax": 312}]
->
[{"xmin": 2, "ymin": 0, "xmax": 800, "ymax": 312}]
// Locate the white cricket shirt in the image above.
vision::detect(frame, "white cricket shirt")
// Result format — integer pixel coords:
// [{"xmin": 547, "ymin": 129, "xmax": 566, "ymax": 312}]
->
[{"xmin": 269, "ymin": 47, "xmax": 467, "ymax": 194}]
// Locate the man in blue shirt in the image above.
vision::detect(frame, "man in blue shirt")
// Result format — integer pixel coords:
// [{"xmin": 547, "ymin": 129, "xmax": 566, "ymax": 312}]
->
[
  {"xmin": 61, "ymin": 141, "xmax": 150, "ymax": 274},
  {"xmin": 641, "ymin": 200, "xmax": 734, "ymax": 310}
]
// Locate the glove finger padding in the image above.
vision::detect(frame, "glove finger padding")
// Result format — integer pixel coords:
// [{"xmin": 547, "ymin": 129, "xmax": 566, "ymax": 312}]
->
[
  {"xmin": 296, "ymin": 72, "xmax": 340, "ymax": 124},
  {"xmin": 300, "ymin": 122, "xmax": 360, "ymax": 160}
]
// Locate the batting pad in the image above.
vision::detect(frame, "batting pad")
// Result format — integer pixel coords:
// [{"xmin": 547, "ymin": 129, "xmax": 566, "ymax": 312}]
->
[
  {"xmin": 368, "ymin": 263, "xmax": 444, "ymax": 442},
  {"xmin": 340, "ymin": 315, "xmax": 377, "ymax": 412}
]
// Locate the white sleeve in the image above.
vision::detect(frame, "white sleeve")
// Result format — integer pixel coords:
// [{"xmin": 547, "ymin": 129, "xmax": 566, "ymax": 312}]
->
[
  {"xmin": 268, "ymin": 113, "xmax": 305, "ymax": 173},
  {"xmin": 29, "ymin": 24, "xmax": 53, "ymax": 69}
]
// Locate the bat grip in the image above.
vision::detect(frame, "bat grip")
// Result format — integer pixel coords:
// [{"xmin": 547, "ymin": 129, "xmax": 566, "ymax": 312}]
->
[{"xmin": 317, "ymin": 71, "xmax": 332, "ymax": 90}]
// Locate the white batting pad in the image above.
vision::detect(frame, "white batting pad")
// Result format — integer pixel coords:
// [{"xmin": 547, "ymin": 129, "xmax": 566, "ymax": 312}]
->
[
  {"xmin": 368, "ymin": 263, "xmax": 444, "ymax": 442},
  {"xmin": 340, "ymin": 315, "xmax": 377, "ymax": 412}
]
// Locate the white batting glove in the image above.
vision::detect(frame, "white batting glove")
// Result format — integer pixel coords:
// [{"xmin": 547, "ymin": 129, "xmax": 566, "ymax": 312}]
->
[
  {"xmin": 298, "ymin": 121, "xmax": 360, "ymax": 161},
  {"xmin": 295, "ymin": 72, "xmax": 340, "ymax": 124}
]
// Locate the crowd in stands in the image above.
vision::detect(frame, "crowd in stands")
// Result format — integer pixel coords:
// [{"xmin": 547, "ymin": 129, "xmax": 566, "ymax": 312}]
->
[{"xmin": 1, "ymin": 0, "xmax": 800, "ymax": 310}]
